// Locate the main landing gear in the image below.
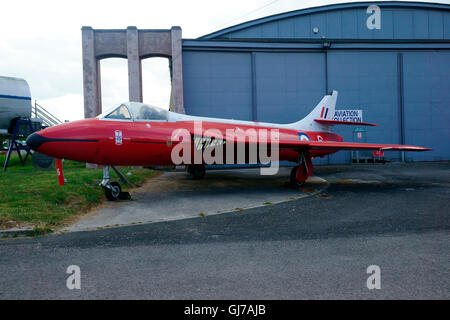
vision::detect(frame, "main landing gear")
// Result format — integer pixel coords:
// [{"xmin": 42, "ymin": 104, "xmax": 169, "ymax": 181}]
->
[
  {"xmin": 187, "ymin": 164, "xmax": 206, "ymax": 179},
  {"xmin": 101, "ymin": 166, "xmax": 131, "ymax": 201},
  {"xmin": 290, "ymin": 153, "xmax": 313, "ymax": 187}
]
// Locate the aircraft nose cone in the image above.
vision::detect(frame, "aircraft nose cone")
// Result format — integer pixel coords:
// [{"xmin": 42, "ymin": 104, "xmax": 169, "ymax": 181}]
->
[{"xmin": 26, "ymin": 132, "xmax": 46, "ymax": 151}]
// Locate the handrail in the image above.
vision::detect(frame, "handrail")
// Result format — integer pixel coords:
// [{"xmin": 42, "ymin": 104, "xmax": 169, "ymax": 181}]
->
[
  {"xmin": 35, "ymin": 109, "xmax": 59, "ymax": 125},
  {"xmin": 32, "ymin": 101, "xmax": 63, "ymax": 127},
  {"xmin": 35, "ymin": 102, "xmax": 62, "ymax": 124}
]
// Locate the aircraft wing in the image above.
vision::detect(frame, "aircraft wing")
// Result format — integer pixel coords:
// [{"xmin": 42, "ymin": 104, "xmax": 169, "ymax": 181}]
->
[
  {"xmin": 278, "ymin": 141, "xmax": 432, "ymax": 152},
  {"xmin": 189, "ymin": 130, "xmax": 431, "ymax": 152},
  {"xmin": 217, "ymin": 131, "xmax": 432, "ymax": 152}
]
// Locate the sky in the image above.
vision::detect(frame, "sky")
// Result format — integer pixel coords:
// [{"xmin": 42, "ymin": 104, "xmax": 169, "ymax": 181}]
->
[{"xmin": 0, "ymin": 0, "xmax": 448, "ymax": 121}]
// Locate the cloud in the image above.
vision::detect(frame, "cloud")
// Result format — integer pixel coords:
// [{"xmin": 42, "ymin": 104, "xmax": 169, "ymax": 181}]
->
[
  {"xmin": 99, "ymin": 57, "xmax": 172, "ymax": 112},
  {"xmin": 142, "ymin": 58, "xmax": 171, "ymax": 108},
  {"xmin": 38, "ymin": 94, "xmax": 84, "ymax": 122},
  {"xmin": 0, "ymin": 36, "xmax": 82, "ymax": 99}
]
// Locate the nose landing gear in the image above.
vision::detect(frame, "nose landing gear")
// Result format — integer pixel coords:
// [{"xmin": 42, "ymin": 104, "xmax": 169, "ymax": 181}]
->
[
  {"xmin": 104, "ymin": 181, "xmax": 122, "ymax": 201},
  {"xmin": 100, "ymin": 166, "xmax": 131, "ymax": 201}
]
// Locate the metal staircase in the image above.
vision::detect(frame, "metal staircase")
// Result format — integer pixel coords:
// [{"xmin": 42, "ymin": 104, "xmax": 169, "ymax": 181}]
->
[{"xmin": 31, "ymin": 101, "xmax": 63, "ymax": 127}]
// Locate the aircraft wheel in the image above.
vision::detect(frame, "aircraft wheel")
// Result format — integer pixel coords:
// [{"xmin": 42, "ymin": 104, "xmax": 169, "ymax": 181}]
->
[
  {"xmin": 192, "ymin": 164, "xmax": 206, "ymax": 179},
  {"xmin": 104, "ymin": 181, "xmax": 121, "ymax": 201},
  {"xmin": 290, "ymin": 166, "xmax": 305, "ymax": 187}
]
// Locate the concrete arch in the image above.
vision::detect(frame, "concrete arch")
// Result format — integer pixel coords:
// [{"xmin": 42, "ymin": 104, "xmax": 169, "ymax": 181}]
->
[{"xmin": 82, "ymin": 26, "xmax": 184, "ymax": 118}]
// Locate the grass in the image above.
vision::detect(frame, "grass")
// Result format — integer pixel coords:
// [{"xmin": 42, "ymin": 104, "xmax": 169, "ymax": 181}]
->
[{"xmin": 0, "ymin": 153, "xmax": 157, "ymax": 233}]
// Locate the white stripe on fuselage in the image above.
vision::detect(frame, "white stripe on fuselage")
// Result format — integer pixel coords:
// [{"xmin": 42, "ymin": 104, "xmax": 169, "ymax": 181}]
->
[{"xmin": 168, "ymin": 111, "xmax": 314, "ymax": 132}]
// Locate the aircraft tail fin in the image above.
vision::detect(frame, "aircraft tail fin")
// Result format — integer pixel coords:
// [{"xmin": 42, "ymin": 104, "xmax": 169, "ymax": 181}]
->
[
  {"xmin": 289, "ymin": 90, "xmax": 338, "ymax": 131},
  {"xmin": 308, "ymin": 90, "xmax": 337, "ymax": 122}
]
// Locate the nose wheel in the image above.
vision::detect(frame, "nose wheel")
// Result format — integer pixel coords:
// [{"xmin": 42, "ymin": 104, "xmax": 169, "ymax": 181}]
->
[
  {"xmin": 104, "ymin": 181, "xmax": 122, "ymax": 201},
  {"xmin": 100, "ymin": 166, "xmax": 131, "ymax": 201}
]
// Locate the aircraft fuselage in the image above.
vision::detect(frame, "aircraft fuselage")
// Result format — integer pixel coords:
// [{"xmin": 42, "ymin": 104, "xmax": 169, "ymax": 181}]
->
[{"xmin": 27, "ymin": 118, "xmax": 342, "ymax": 166}]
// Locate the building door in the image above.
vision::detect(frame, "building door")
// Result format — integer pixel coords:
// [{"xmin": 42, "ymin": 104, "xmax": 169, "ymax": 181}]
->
[
  {"xmin": 327, "ymin": 51, "xmax": 401, "ymax": 164},
  {"xmin": 402, "ymin": 51, "xmax": 450, "ymax": 161}
]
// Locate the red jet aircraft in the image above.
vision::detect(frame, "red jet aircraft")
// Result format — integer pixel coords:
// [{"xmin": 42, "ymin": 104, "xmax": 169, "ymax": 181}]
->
[{"xmin": 26, "ymin": 91, "xmax": 431, "ymax": 200}]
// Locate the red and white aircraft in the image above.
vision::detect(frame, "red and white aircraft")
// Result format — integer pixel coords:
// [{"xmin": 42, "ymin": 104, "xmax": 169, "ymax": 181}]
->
[{"xmin": 26, "ymin": 91, "xmax": 431, "ymax": 200}]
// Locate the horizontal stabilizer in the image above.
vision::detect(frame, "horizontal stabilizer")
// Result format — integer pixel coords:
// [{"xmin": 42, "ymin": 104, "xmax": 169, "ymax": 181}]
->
[{"xmin": 314, "ymin": 119, "xmax": 378, "ymax": 126}]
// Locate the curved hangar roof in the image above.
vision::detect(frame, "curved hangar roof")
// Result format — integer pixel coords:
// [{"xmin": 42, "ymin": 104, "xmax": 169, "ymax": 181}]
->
[{"xmin": 199, "ymin": 1, "xmax": 450, "ymax": 41}]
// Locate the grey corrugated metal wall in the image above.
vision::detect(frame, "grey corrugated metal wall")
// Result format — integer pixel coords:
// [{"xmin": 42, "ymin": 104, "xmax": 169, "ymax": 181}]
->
[
  {"xmin": 403, "ymin": 51, "xmax": 450, "ymax": 161},
  {"xmin": 183, "ymin": 52, "xmax": 253, "ymax": 120},
  {"xmin": 182, "ymin": 2, "xmax": 450, "ymax": 164}
]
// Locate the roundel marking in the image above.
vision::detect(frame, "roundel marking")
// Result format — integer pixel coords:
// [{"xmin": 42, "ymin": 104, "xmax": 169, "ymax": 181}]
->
[{"xmin": 298, "ymin": 133, "xmax": 310, "ymax": 141}]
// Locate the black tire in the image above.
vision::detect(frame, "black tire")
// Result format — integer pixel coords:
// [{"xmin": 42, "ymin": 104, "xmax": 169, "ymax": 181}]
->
[
  {"xmin": 192, "ymin": 164, "xmax": 206, "ymax": 179},
  {"xmin": 104, "ymin": 181, "xmax": 121, "ymax": 201},
  {"xmin": 31, "ymin": 152, "xmax": 55, "ymax": 170},
  {"xmin": 290, "ymin": 166, "xmax": 305, "ymax": 187}
]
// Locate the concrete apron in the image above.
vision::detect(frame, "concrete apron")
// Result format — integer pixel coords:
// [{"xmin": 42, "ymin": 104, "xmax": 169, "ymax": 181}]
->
[{"xmin": 61, "ymin": 167, "xmax": 328, "ymax": 233}]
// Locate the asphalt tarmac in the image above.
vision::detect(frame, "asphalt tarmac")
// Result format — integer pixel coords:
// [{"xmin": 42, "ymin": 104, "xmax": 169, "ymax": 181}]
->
[{"xmin": 0, "ymin": 162, "xmax": 449, "ymax": 299}]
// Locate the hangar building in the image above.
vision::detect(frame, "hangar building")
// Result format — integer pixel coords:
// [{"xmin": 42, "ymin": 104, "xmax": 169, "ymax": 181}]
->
[{"xmin": 181, "ymin": 1, "xmax": 449, "ymax": 164}]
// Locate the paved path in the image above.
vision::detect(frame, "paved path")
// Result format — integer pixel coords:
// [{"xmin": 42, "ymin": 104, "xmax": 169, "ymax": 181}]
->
[{"xmin": 63, "ymin": 167, "xmax": 327, "ymax": 232}]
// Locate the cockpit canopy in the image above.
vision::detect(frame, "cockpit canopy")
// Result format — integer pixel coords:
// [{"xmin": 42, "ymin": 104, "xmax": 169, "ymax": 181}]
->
[{"xmin": 99, "ymin": 102, "xmax": 169, "ymax": 121}]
